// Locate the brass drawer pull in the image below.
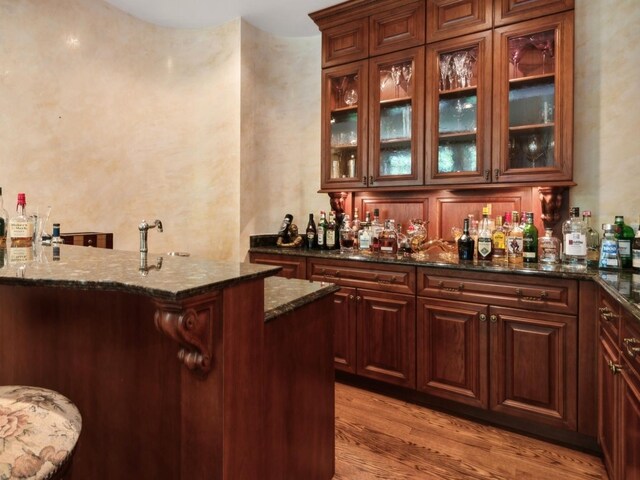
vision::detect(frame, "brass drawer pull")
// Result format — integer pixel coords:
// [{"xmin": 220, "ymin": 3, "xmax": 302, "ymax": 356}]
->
[
  {"xmin": 515, "ymin": 288, "xmax": 548, "ymax": 301},
  {"xmin": 377, "ymin": 276, "xmax": 397, "ymax": 285},
  {"xmin": 623, "ymin": 338, "xmax": 640, "ymax": 358},
  {"xmin": 608, "ymin": 359, "xmax": 623, "ymax": 375},
  {"xmin": 598, "ymin": 307, "xmax": 618, "ymax": 321},
  {"xmin": 490, "ymin": 314, "xmax": 497, "ymax": 323},
  {"xmin": 437, "ymin": 281, "xmax": 464, "ymax": 292},
  {"xmin": 479, "ymin": 313, "xmax": 487, "ymax": 322}
]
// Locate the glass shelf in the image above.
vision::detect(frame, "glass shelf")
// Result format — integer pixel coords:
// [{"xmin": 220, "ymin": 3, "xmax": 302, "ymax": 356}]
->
[
  {"xmin": 439, "ymin": 94, "xmax": 477, "ymax": 134},
  {"xmin": 509, "ymin": 79, "xmax": 555, "ymax": 128},
  {"xmin": 380, "ymin": 146, "xmax": 412, "ymax": 176},
  {"xmin": 438, "ymin": 139, "xmax": 477, "ymax": 174},
  {"xmin": 380, "ymin": 103, "xmax": 412, "ymax": 143}
]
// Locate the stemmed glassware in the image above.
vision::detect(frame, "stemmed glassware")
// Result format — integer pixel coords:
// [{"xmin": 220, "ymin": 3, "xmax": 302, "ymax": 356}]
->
[
  {"xmin": 523, "ymin": 134, "xmax": 544, "ymax": 166},
  {"xmin": 334, "ymin": 76, "xmax": 349, "ymax": 107},
  {"xmin": 390, "ymin": 65, "xmax": 402, "ymax": 97},
  {"xmin": 530, "ymin": 31, "xmax": 554, "ymax": 74},
  {"xmin": 439, "ymin": 54, "xmax": 452, "ymax": 91},
  {"xmin": 452, "ymin": 51, "xmax": 469, "ymax": 89},
  {"xmin": 402, "ymin": 64, "xmax": 412, "ymax": 92},
  {"xmin": 508, "ymin": 36, "xmax": 532, "ymax": 78}
]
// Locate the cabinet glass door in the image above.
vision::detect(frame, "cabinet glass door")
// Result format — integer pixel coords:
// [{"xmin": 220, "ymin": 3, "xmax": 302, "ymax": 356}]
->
[
  {"xmin": 493, "ymin": 13, "xmax": 573, "ymax": 183},
  {"xmin": 369, "ymin": 47, "xmax": 424, "ymax": 187},
  {"xmin": 321, "ymin": 60, "xmax": 368, "ymax": 189},
  {"xmin": 426, "ymin": 32, "xmax": 492, "ymax": 184}
]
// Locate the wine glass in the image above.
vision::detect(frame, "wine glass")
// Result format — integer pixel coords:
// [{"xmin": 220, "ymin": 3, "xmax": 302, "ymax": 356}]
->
[
  {"xmin": 439, "ymin": 54, "xmax": 452, "ymax": 91},
  {"xmin": 530, "ymin": 31, "xmax": 554, "ymax": 74},
  {"xmin": 524, "ymin": 134, "xmax": 544, "ymax": 167},
  {"xmin": 452, "ymin": 51, "xmax": 468, "ymax": 88},
  {"xmin": 391, "ymin": 65, "xmax": 402, "ymax": 97},
  {"xmin": 402, "ymin": 64, "xmax": 412, "ymax": 94},
  {"xmin": 508, "ymin": 36, "xmax": 532, "ymax": 78},
  {"xmin": 463, "ymin": 49, "xmax": 477, "ymax": 87},
  {"xmin": 334, "ymin": 76, "xmax": 349, "ymax": 107}
]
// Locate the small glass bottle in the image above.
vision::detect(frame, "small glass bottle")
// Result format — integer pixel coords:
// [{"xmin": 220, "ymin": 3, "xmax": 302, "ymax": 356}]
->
[
  {"xmin": 599, "ymin": 224, "xmax": 621, "ymax": 270},
  {"xmin": 317, "ymin": 211, "xmax": 327, "ymax": 249},
  {"xmin": 458, "ymin": 218, "xmax": 475, "ymax": 261},
  {"xmin": 507, "ymin": 211, "xmax": 523, "ymax": 264},
  {"xmin": 538, "ymin": 228, "xmax": 561, "ymax": 264},
  {"xmin": 562, "ymin": 207, "xmax": 587, "ymax": 267},
  {"xmin": 468, "ymin": 214, "xmax": 478, "ymax": 257},
  {"xmin": 614, "ymin": 215, "xmax": 635, "ymax": 268},
  {"xmin": 396, "ymin": 224, "xmax": 411, "ymax": 258},
  {"xmin": 9, "ymin": 193, "xmax": 34, "ymax": 248},
  {"xmin": 379, "ymin": 219, "xmax": 398, "ymax": 256},
  {"xmin": 523, "ymin": 212, "xmax": 538, "ymax": 263},
  {"xmin": 358, "ymin": 214, "xmax": 372, "ymax": 252},
  {"xmin": 339, "ymin": 214, "xmax": 355, "ymax": 253},
  {"xmin": 583, "ymin": 210, "xmax": 600, "ymax": 266},
  {"xmin": 0, "ymin": 187, "xmax": 8, "ymax": 248},
  {"xmin": 370, "ymin": 208, "xmax": 383, "ymax": 253}
]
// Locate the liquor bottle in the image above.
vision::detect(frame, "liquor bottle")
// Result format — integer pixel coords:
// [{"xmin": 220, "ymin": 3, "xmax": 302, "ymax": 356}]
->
[
  {"xmin": 339, "ymin": 214, "xmax": 355, "ymax": 253},
  {"xmin": 0, "ymin": 187, "xmax": 8, "ymax": 248},
  {"xmin": 522, "ymin": 212, "xmax": 538, "ymax": 263},
  {"xmin": 583, "ymin": 210, "xmax": 600, "ymax": 266},
  {"xmin": 492, "ymin": 215, "xmax": 507, "ymax": 259},
  {"xmin": 468, "ymin": 214, "xmax": 478, "ymax": 256},
  {"xmin": 326, "ymin": 211, "xmax": 337, "ymax": 249},
  {"xmin": 317, "ymin": 211, "xmax": 327, "ymax": 249},
  {"xmin": 305, "ymin": 213, "xmax": 317, "ymax": 249},
  {"xmin": 370, "ymin": 208, "xmax": 383, "ymax": 253},
  {"xmin": 457, "ymin": 218, "xmax": 475, "ymax": 261},
  {"xmin": 358, "ymin": 216, "xmax": 372, "ymax": 252},
  {"xmin": 538, "ymin": 228, "xmax": 561, "ymax": 264},
  {"xmin": 562, "ymin": 207, "xmax": 587, "ymax": 267},
  {"xmin": 506, "ymin": 211, "xmax": 523, "ymax": 264},
  {"xmin": 51, "ymin": 223, "xmax": 63, "ymax": 245},
  {"xmin": 277, "ymin": 214, "xmax": 294, "ymax": 243},
  {"xmin": 396, "ymin": 224, "xmax": 411, "ymax": 258},
  {"xmin": 352, "ymin": 208, "xmax": 362, "ymax": 233},
  {"xmin": 379, "ymin": 219, "xmax": 398, "ymax": 256},
  {"xmin": 477, "ymin": 207, "xmax": 493, "ymax": 261},
  {"xmin": 599, "ymin": 224, "xmax": 621, "ymax": 269},
  {"xmin": 633, "ymin": 228, "xmax": 640, "ymax": 272},
  {"xmin": 614, "ymin": 215, "xmax": 635, "ymax": 268},
  {"xmin": 502, "ymin": 211, "xmax": 513, "ymax": 236},
  {"xmin": 9, "ymin": 193, "xmax": 34, "ymax": 247}
]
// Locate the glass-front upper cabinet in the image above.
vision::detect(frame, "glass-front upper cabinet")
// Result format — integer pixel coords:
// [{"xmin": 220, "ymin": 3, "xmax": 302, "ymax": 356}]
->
[
  {"xmin": 368, "ymin": 47, "xmax": 424, "ymax": 187},
  {"xmin": 426, "ymin": 31, "xmax": 492, "ymax": 185},
  {"xmin": 493, "ymin": 12, "xmax": 574, "ymax": 183},
  {"xmin": 321, "ymin": 60, "xmax": 368, "ymax": 189}
]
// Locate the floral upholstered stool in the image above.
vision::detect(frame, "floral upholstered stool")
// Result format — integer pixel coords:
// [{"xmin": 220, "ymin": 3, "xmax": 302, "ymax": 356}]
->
[{"xmin": 0, "ymin": 386, "xmax": 82, "ymax": 480}]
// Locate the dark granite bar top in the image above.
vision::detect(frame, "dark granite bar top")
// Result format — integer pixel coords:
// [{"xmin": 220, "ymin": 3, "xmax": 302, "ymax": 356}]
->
[
  {"xmin": 0, "ymin": 244, "xmax": 281, "ymax": 302},
  {"xmin": 596, "ymin": 270, "xmax": 640, "ymax": 321},
  {"xmin": 263, "ymin": 277, "xmax": 339, "ymax": 322}
]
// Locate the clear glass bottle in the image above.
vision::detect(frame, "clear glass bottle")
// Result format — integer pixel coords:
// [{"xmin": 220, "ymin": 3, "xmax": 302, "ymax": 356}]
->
[
  {"xmin": 538, "ymin": 228, "xmax": 561, "ymax": 264},
  {"xmin": 9, "ymin": 193, "xmax": 33, "ymax": 248},
  {"xmin": 562, "ymin": 207, "xmax": 587, "ymax": 267},
  {"xmin": 339, "ymin": 214, "xmax": 355, "ymax": 253},
  {"xmin": 599, "ymin": 223, "xmax": 621, "ymax": 270},
  {"xmin": 507, "ymin": 211, "xmax": 523, "ymax": 264},
  {"xmin": 370, "ymin": 208, "xmax": 383, "ymax": 253},
  {"xmin": 468, "ymin": 214, "xmax": 478, "ymax": 257},
  {"xmin": 358, "ymin": 214, "xmax": 372, "ymax": 252},
  {"xmin": 458, "ymin": 218, "xmax": 475, "ymax": 261},
  {"xmin": 492, "ymin": 215, "xmax": 507, "ymax": 260},
  {"xmin": 379, "ymin": 219, "xmax": 398, "ymax": 256},
  {"xmin": 477, "ymin": 207, "xmax": 493, "ymax": 261},
  {"xmin": 614, "ymin": 215, "xmax": 635, "ymax": 268},
  {"xmin": 582, "ymin": 210, "xmax": 600, "ymax": 266},
  {"xmin": 352, "ymin": 208, "xmax": 362, "ymax": 234},
  {"xmin": 522, "ymin": 212, "xmax": 538, "ymax": 263},
  {"xmin": 396, "ymin": 224, "xmax": 411, "ymax": 258},
  {"xmin": 0, "ymin": 187, "xmax": 8, "ymax": 248},
  {"xmin": 633, "ymin": 228, "xmax": 640, "ymax": 272}
]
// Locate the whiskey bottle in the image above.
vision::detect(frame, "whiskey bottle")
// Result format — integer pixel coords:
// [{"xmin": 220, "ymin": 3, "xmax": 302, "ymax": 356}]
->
[
  {"xmin": 538, "ymin": 228, "xmax": 560, "ymax": 264},
  {"xmin": 0, "ymin": 188, "xmax": 8, "ymax": 248},
  {"xmin": 379, "ymin": 219, "xmax": 397, "ymax": 256},
  {"xmin": 506, "ymin": 211, "xmax": 523, "ymax": 264},
  {"xmin": 583, "ymin": 210, "xmax": 600, "ymax": 266},
  {"xmin": 522, "ymin": 212, "xmax": 538, "ymax": 263},
  {"xmin": 491, "ymin": 215, "xmax": 506, "ymax": 259},
  {"xmin": 614, "ymin": 215, "xmax": 635, "ymax": 268},
  {"xmin": 458, "ymin": 218, "xmax": 474, "ymax": 261},
  {"xmin": 305, "ymin": 213, "xmax": 317, "ymax": 249},
  {"xmin": 477, "ymin": 207, "xmax": 493, "ymax": 261},
  {"xmin": 562, "ymin": 207, "xmax": 587, "ymax": 267},
  {"xmin": 339, "ymin": 214, "xmax": 355, "ymax": 253},
  {"xmin": 326, "ymin": 211, "xmax": 337, "ymax": 249},
  {"xmin": 9, "ymin": 193, "xmax": 34, "ymax": 247},
  {"xmin": 317, "ymin": 211, "xmax": 327, "ymax": 249}
]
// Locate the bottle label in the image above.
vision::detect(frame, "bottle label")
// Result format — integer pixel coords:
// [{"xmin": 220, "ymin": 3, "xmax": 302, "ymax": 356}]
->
[
  {"xmin": 307, "ymin": 232, "xmax": 315, "ymax": 247},
  {"xmin": 326, "ymin": 230, "xmax": 336, "ymax": 247},
  {"xmin": 507, "ymin": 235, "xmax": 523, "ymax": 256},
  {"xmin": 9, "ymin": 219, "xmax": 34, "ymax": 239},
  {"xmin": 492, "ymin": 232, "xmax": 505, "ymax": 251},
  {"xmin": 477, "ymin": 238, "xmax": 492, "ymax": 258},
  {"xmin": 632, "ymin": 248, "xmax": 640, "ymax": 269},
  {"xmin": 359, "ymin": 232, "xmax": 370, "ymax": 250},
  {"xmin": 523, "ymin": 251, "xmax": 536, "ymax": 259},
  {"xmin": 317, "ymin": 226, "xmax": 325, "ymax": 246},
  {"xmin": 9, "ymin": 246, "xmax": 33, "ymax": 264},
  {"xmin": 0, "ymin": 218, "xmax": 5, "ymax": 237},
  {"xmin": 618, "ymin": 239, "xmax": 631, "ymax": 256},
  {"xmin": 564, "ymin": 233, "xmax": 586, "ymax": 256}
]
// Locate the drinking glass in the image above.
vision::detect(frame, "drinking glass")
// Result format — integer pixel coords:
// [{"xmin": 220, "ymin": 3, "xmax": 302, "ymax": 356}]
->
[
  {"xmin": 391, "ymin": 65, "xmax": 402, "ymax": 97},
  {"xmin": 402, "ymin": 64, "xmax": 412, "ymax": 92},
  {"xmin": 439, "ymin": 54, "xmax": 452, "ymax": 91},
  {"xmin": 530, "ymin": 31, "xmax": 554, "ymax": 74},
  {"xmin": 452, "ymin": 51, "xmax": 468, "ymax": 88},
  {"xmin": 524, "ymin": 134, "xmax": 544, "ymax": 166},
  {"xmin": 508, "ymin": 36, "xmax": 532, "ymax": 78}
]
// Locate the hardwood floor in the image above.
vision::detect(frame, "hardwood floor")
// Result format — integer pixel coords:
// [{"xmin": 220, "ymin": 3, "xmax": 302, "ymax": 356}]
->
[{"xmin": 334, "ymin": 382, "xmax": 608, "ymax": 480}]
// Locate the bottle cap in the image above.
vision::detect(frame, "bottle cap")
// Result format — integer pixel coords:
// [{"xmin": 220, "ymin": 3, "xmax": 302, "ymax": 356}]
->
[
  {"xmin": 17, "ymin": 193, "xmax": 26, "ymax": 205},
  {"xmin": 374, "ymin": 208, "xmax": 380, "ymax": 216},
  {"xmin": 583, "ymin": 210, "xmax": 592, "ymax": 217},
  {"xmin": 570, "ymin": 206, "xmax": 580, "ymax": 216}
]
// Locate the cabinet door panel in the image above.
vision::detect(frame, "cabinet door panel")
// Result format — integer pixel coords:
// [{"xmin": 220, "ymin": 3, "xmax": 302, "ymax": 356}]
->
[
  {"xmin": 495, "ymin": 0, "xmax": 574, "ymax": 27},
  {"xmin": 357, "ymin": 290, "xmax": 416, "ymax": 388},
  {"xmin": 370, "ymin": 1, "xmax": 425, "ymax": 56},
  {"xmin": 490, "ymin": 306, "xmax": 577, "ymax": 429},
  {"xmin": 322, "ymin": 18, "xmax": 368, "ymax": 67},
  {"xmin": 598, "ymin": 334, "xmax": 619, "ymax": 480},
  {"xmin": 333, "ymin": 287, "xmax": 358, "ymax": 373},
  {"xmin": 417, "ymin": 298, "xmax": 488, "ymax": 408},
  {"xmin": 426, "ymin": 0, "xmax": 493, "ymax": 43},
  {"xmin": 621, "ymin": 362, "xmax": 640, "ymax": 480}
]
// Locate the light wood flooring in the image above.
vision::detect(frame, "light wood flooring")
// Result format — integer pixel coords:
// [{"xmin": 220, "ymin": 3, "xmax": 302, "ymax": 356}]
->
[{"xmin": 334, "ymin": 382, "xmax": 608, "ymax": 480}]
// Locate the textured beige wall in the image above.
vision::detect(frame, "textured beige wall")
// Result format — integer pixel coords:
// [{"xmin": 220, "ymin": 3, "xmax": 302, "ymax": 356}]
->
[{"xmin": 572, "ymin": 0, "xmax": 640, "ymax": 232}]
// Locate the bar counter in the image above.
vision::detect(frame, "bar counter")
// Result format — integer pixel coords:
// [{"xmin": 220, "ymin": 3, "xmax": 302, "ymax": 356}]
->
[{"xmin": 0, "ymin": 244, "xmax": 338, "ymax": 479}]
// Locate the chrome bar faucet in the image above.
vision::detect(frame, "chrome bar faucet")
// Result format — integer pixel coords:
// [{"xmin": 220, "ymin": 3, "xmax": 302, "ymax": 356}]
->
[{"xmin": 139, "ymin": 219, "xmax": 163, "ymax": 253}]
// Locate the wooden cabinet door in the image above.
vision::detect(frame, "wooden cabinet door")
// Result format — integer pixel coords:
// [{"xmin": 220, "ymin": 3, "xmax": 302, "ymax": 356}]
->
[
  {"xmin": 426, "ymin": 0, "xmax": 493, "ymax": 43},
  {"xmin": 333, "ymin": 287, "xmax": 358, "ymax": 374},
  {"xmin": 425, "ymin": 30, "xmax": 492, "ymax": 185},
  {"xmin": 494, "ymin": 0, "xmax": 574, "ymax": 27},
  {"xmin": 490, "ymin": 306, "xmax": 577, "ymax": 429},
  {"xmin": 599, "ymin": 333, "xmax": 620, "ymax": 480},
  {"xmin": 321, "ymin": 60, "xmax": 369, "ymax": 190},
  {"xmin": 492, "ymin": 12, "xmax": 574, "ymax": 183},
  {"xmin": 368, "ymin": 47, "xmax": 425, "ymax": 188},
  {"xmin": 417, "ymin": 298, "xmax": 488, "ymax": 408},
  {"xmin": 357, "ymin": 289, "xmax": 416, "ymax": 388},
  {"xmin": 620, "ymin": 361, "xmax": 640, "ymax": 480}
]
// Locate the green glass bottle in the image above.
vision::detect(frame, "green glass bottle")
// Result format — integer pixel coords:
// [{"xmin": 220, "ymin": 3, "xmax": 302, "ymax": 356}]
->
[
  {"xmin": 614, "ymin": 215, "xmax": 635, "ymax": 268},
  {"xmin": 523, "ymin": 212, "xmax": 538, "ymax": 263}
]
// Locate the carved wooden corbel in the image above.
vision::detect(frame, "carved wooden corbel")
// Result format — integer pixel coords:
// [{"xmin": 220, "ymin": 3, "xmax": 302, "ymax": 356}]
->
[
  {"xmin": 538, "ymin": 186, "xmax": 566, "ymax": 230},
  {"xmin": 154, "ymin": 294, "xmax": 219, "ymax": 374}
]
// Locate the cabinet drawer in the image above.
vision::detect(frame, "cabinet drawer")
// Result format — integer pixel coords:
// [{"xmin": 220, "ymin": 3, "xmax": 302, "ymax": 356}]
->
[
  {"xmin": 622, "ymin": 309, "xmax": 640, "ymax": 378},
  {"xmin": 417, "ymin": 268, "xmax": 577, "ymax": 314},
  {"xmin": 249, "ymin": 253, "xmax": 306, "ymax": 279},
  {"xmin": 308, "ymin": 258, "xmax": 415, "ymax": 294},
  {"xmin": 369, "ymin": 1, "xmax": 425, "ymax": 56},
  {"xmin": 426, "ymin": 0, "xmax": 493, "ymax": 43},
  {"xmin": 322, "ymin": 18, "xmax": 368, "ymax": 67}
]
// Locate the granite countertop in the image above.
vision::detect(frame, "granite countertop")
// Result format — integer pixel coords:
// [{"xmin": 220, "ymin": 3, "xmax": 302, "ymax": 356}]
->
[
  {"xmin": 0, "ymin": 244, "xmax": 280, "ymax": 301},
  {"xmin": 596, "ymin": 270, "xmax": 640, "ymax": 321},
  {"xmin": 263, "ymin": 276, "xmax": 339, "ymax": 322}
]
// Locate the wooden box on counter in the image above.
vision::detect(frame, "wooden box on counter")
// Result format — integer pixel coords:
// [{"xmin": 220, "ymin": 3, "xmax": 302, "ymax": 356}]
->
[{"xmin": 61, "ymin": 231, "xmax": 113, "ymax": 249}]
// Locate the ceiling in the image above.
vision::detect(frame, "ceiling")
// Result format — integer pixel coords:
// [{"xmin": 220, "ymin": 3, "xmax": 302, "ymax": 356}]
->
[{"xmin": 102, "ymin": 0, "xmax": 344, "ymax": 37}]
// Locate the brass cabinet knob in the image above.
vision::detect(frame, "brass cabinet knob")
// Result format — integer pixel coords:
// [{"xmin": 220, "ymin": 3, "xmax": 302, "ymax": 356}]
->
[
  {"xmin": 356, "ymin": 296, "xmax": 362, "ymax": 301},
  {"xmin": 363, "ymin": 176, "xmax": 367, "ymax": 185},
  {"xmin": 349, "ymin": 294, "xmax": 355, "ymax": 300},
  {"xmin": 490, "ymin": 314, "xmax": 497, "ymax": 323},
  {"xmin": 479, "ymin": 313, "xmax": 487, "ymax": 322}
]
